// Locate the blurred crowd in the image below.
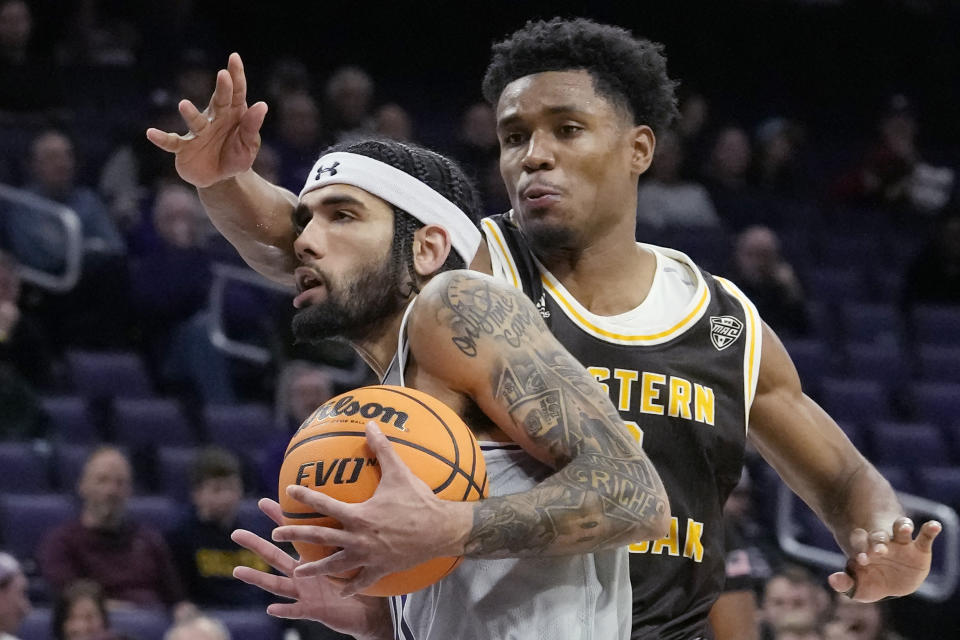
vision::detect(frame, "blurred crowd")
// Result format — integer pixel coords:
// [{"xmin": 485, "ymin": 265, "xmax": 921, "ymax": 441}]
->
[{"xmin": 1, "ymin": 0, "xmax": 959, "ymax": 639}]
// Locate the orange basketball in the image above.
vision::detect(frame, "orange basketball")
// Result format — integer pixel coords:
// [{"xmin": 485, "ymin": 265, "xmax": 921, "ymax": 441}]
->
[{"xmin": 278, "ymin": 384, "xmax": 488, "ymax": 596}]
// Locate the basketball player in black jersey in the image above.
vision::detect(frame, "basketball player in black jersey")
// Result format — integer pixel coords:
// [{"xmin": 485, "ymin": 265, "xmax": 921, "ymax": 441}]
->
[{"xmin": 147, "ymin": 22, "xmax": 940, "ymax": 639}]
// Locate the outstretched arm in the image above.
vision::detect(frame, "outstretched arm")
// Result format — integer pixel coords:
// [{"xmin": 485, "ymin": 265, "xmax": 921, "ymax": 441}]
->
[
  {"xmin": 749, "ymin": 322, "xmax": 941, "ymax": 602},
  {"xmin": 275, "ymin": 271, "xmax": 670, "ymax": 595},
  {"xmin": 146, "ymin": 52, "xmax": 298, "ymax": 284}
]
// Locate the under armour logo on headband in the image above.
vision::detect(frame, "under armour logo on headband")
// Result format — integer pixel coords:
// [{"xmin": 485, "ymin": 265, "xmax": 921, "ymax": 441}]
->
[{"xmin": 315, "ymin": 162, "xmax": 340, "ymax": 179}]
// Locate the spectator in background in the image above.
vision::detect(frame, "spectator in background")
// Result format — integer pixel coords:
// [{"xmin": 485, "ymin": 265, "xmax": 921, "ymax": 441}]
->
[
  {"xmin": 675, "ymin": 87, "xmax": 711, "ymax": 181},
  {"xmin": 38, "ymin": 447, "xmax": 189, "ymax": 612},
  {"xmin": 163, "ymin": 615, "xmax": 230, "ymax": 640},
  {"xmin": 752, "ymin": 117, "xmax": 810, "ymax": 198},
  {"xmin": 0, "ymin": 251, "xmax": 50, "ymax": 439},
  {"xmin": 265, "ymin": 57, "xmax": 311, "ymax": 105},
  {"xmin": 11, "ymin": 131, "xmax": 131, "ymax": 350},
  {"xmin": 901, "ymin": 207, "xmax": 960, "ymax": 309},
  {"xmin": 167, "ymin": 448, "xmax": 269, "ymax": 607},
  {"xmin": 55, "ymin": 1, "xmax": 139, "ymax": 69},
  {"xmin": 823, "ymin": 595, "xmax": 904, "ymax": 640},
  {"xmin": 269, "ymin": 91, "xmax": 323, "ymax": 193},
  {"xmin": 172, "ymin": 49, "xmax": 215, "ymax": 115},
  {"xmin": 636, "ymin": 129, "xmax": 720, "ymax": 232},
  {"xmin": 128, "ymin": 184, "xmax": 234, "ymax": 403},
  {"xmin": 451, "ymin": 102, "xmax": 499, "ymax": 180},
  {"xmin": 323, "ymin": 65, "xmax": 374, "ymax": 142},
  {"xmin": 450, "ymin": 102, "xmax": 505, "ymax": 213},
  {"xmin": 775, "ymin": 618, "xmax": 824, "ymax": 640},
  {"xmin": 374, "ymin": 103, "xmax": 414, "ymax": 142},
  {"xmin": 259, "ymin": 361, "xmax": 334, "ymax": 493},
  {"xmin": 250, "ymin": 142, "xmax": 280, "ymax": 186},
  {"xmin": 832, "ymin": 94, "xmax": 955, "ymax": 215},
  {"xmin": 99, "ymin": 93, "xmax": 185, "ymax": 239},
  {"xmin": 6, "ymin": 130, "xmax": 125, "ymax": 273},
  {"xmin": 0, "ymin": 0, "xmax": 63, "ymax": 124},
  {"xmin": 729, "ymin": 225, "xmax": 809, "ymax": 337},
  {"xmin": 52, "ymin": 580, "xmax": 116, "ymax": 640},
  {"xmin": 723, "ymin": 468, "xmax": 779, "ymax": 580},
  {"xmin": 760, "ymin": 566, "xmax": 830, "ymax": 640},
  {"xmin": 0, "ymin": 552, "xmax": 30, "ymax": 640},
  {"xmin": 705, "ymin": 125, "xmax": 765, "ymax": 229}
]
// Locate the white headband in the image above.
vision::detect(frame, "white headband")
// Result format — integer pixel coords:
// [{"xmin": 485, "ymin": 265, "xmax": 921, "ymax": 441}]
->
[{"xmin": 300, "ymin": 151, "xmax": 482, "ymax": 266}]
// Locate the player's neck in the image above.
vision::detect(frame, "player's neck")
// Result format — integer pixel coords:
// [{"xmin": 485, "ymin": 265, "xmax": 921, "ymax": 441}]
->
[
  {"xmin": 468, "ymin": 239, "xmax": 493, "ymax": 276},
  {"xmin": 539, "ymin": 222, "xmax": 657, "ymax": 316},
  {"xmin": 349, "ymin": 312, "xmax": 405, "ymax": 381}
]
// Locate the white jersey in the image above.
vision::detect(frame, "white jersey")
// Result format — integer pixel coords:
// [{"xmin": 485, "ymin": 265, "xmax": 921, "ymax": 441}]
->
[{"xmin": 382, "ymin": 298, "xmax": 632, "ymax": 640}]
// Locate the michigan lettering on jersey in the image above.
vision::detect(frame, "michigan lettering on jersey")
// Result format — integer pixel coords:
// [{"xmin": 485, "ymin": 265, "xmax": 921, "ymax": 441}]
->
[{"xmin": 588, "ymin": 367, "xmax": 716, "ymax": 427}]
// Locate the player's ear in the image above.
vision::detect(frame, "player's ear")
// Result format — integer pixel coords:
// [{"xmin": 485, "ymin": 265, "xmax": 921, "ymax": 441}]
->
[
  {"xmin": 630, "ymin": 124, "xmax": 655, "ymax": 176},
  {"xmin": 412, "ymin": 224, "xmax": 452, "ymax": 277}
]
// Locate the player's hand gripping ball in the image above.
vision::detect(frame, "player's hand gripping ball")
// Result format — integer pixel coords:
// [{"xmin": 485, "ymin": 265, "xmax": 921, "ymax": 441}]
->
[{"xmin": 279, "ymin": 385, "xmax": 488, "ymax": 596}]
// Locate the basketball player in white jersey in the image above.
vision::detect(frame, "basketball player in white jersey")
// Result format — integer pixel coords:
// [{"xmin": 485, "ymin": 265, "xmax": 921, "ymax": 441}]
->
[
  {"xmin": 186, "ymin": 133, "xmax": 670, "ymax": 639},
  {"xmin": 147, "ymin": 24, "xmax": 940, "ymax": 638}
]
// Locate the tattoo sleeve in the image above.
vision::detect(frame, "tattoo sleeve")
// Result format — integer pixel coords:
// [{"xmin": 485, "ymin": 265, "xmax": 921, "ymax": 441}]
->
[{"xmin": 430, "ymin": 272, "xmax": 669, "ymax": 558}]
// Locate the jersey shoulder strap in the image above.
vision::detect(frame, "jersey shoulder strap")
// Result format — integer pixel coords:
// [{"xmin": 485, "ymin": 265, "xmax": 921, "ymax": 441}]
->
[{"xmin": 480, "ymin": 213, "xmax": 546, "ymax": 303}]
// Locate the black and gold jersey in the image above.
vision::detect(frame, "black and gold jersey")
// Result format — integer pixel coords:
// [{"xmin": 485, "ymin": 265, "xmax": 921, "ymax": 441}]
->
[{"xmin": 482, "ymin": 213, "xmax": 761, "ymax": 640}]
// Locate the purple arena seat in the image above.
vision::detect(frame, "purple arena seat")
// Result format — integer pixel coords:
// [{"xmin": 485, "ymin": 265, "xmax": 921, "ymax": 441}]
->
[
  {"xmin": 912, "ymin": 306, "xmax": 960, "ymax": 346},
  {"xmin": 126, "ymin": 495, "xmax": 182, "ymax": 534},
  {"xmin": 845, "ymin": 343, "xmax": 907, "ymax": 387},
  {"xmin": 109, "ymin": 608, "xmax": 171, "ymax": 640},
  {"xmin": 916, "ymin": 466, "xmax": 960, "ymax": 508},
  {"xmin": 870, "ymin": 422, "xmax": 950, "ymax": 467},
  {"xmin": 156, "ymin": 446, "xmax": 197, "ymax": 501},
  {"xmin": 66, "ymin": 350, "xmax": 154, "ymax": 399},
  {"xmin": 204, "ymin": 403, "xmax": 276, "ymax": 452},
  {"xmin": 15, "ymin": 606, "xmax": 51, "ymax": 640},
  {"xmin": 111, "ymin": 397, "xmax": 196, "ymax": 448},
  {"xmin": 816, "ymin": 378, "xmax": 891, "ymax": 425},
  {"xmin": 0, "ymin": 493, "xmax": 76, "ymax": 562},
  {"xmin": 839, "ymin": 303, "xmax": 902, "ymax": 346},
  {"xmin": 910, "ymin": 382, "xmax": 960, "ymax": 426},
  {"xmin": 0, "ymin": 442, "xmax": 51, "ymax": 493},
  {"xmin": 916, "ymin": 345, "xmax": 960, "ymax": 384},
  {"xmin": 40, "ymin": 396, "xmax": 99, "ymax": 442}
]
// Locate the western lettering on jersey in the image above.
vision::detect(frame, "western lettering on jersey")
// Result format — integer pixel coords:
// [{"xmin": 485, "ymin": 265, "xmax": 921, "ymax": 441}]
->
[
  {"xmin": 589, "ymin": 368, "xmax": 716, "ymax": 427},
  {"xmin": 295, "ymin": 457, "xmax": 377, "ymax": 486},
  {"xmin": 628, "ymin": 517, "xmax": 706, "ymax": 563}
]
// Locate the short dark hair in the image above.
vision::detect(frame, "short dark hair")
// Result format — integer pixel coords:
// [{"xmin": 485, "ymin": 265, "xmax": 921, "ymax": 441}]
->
[
  {"xmin": 482, "ymin": 17, "xmax": 679, "ymax": 133},
  {"xmin": 190, "ymin": 447, "xmax": 241, "ymax": 489},
  {"xmin": 310, "ymin": 138, "xmax": 483, "ymax": 290}
]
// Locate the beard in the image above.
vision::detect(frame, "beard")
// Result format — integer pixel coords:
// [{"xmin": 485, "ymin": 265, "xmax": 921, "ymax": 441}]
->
[{"xmin": 291, "ymin": 253, "xmax": 407, "ymax": 344}]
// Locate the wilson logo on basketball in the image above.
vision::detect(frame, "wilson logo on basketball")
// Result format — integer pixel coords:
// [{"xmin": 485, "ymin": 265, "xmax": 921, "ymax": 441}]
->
[
  {"xmin": 709, "ymin": 315, "xmax": 743, "ymax": 351},
  {"xmin": 295, "ymin": 457, "xmax": 378, "ymax": 487},
  {"xmin": 300, "ymin": 395, "xmax": 410, "ymax": 433}
]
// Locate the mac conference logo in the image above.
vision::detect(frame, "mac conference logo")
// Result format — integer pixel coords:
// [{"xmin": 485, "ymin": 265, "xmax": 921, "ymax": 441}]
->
[{"xmin": 709, "ymin": 316, "xmax": 743, "ymax": 351}]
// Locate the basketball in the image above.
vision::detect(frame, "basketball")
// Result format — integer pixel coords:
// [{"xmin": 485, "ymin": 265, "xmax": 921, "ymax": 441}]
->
[{"xmin": 278, "ymin": 384, "xmax": 489, "ymax": 596}]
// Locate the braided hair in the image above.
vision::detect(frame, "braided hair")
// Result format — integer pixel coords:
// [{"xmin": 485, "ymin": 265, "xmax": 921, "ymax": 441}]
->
[{"xmin": 314, "ymin": 138, "xmax": 483, "ymax": 295}]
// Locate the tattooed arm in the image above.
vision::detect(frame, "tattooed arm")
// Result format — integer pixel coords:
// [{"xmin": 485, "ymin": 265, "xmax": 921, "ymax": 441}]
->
[{"xmin": 406, "ymin": 270, "xmax": 670, "ymax": 558}]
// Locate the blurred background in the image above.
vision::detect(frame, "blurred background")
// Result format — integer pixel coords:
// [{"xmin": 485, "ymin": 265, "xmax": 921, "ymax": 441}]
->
[{"xmin": 0, "ymin": 1, "xmax": 958, "ymax": 639}]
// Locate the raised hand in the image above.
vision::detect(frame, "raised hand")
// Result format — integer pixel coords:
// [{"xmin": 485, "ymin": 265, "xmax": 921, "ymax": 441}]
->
[
  {"xmin": 828, "ymin": 517, "xmax": 942, "ymax": 602},
  {"xmin": 272, "ymin": 421, "xmax": 469, "ymax": 597},
  {"xmin": 231, "ymin": 497, "xmax": 391, "ymax": 638},
  {"xmin": 145, "ymin": 52, "xmax": 268, "ymax": 188}
]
